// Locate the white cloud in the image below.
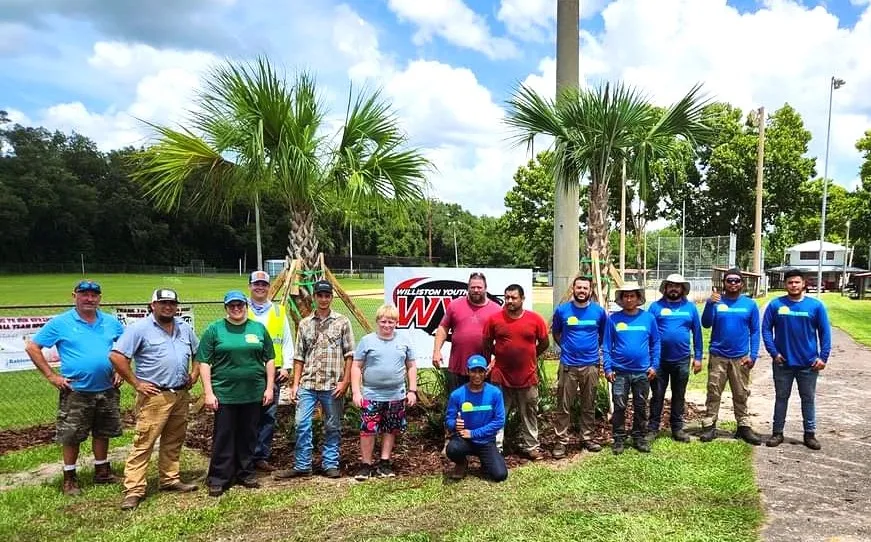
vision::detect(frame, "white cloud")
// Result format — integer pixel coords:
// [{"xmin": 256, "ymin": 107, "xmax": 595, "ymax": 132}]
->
[
  {"xmin": 387, "ymin": 0, "xmax": 518, "ymax": 59},
  {"xmin": 497, "ymin": 0, "xmax": 607, "ymax": 40},
  {"xmin": 332, "ymin": 4, "xmax": 387, "ymax": 81}
]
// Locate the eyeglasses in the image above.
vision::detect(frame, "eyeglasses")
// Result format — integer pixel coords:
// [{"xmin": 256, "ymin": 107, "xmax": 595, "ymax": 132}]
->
[
  {"xmin": 74, "ymin": 280, "xmax": 102, "ymax": 294},
  {"xmin": 725, "ymin": 278, "xmax": 742, "ymax": 284},
  {"xmin": 226, "ymin": 302, "xmax": 246, "ymax": 309}
]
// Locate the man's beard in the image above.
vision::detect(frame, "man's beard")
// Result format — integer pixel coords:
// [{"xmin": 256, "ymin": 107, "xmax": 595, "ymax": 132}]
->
[
  {"xmin": 156, "ymin": 314, "xmax": 174, "ymax": 324},
  {"xmin": 468, "ymin": 292, "xmax": 485, "ymax": 304},
  {"xmin": 666, "ymin": 290, "xmax": 682, "ymax": 300},
  {"xmin": 573, "ymin": 293, "xmax": 589, "ymax": 304}
]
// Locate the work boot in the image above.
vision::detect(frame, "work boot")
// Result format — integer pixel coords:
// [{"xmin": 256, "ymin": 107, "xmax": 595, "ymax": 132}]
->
[
  {"xmin": 766, "ymin": 433, "xmax": 784, "ymax": 447},
  {"xmin": 612, "ymin": 438, "xmax": 625, "ymax": 455},
  {"xmin": 699, "ymin": 425, "xmax": 717, "ymax": 442},
  {"xmin": 646, "ymin": 429, "xmax": 659, "ymax": 442},
  {"xmin": 62, "ymin": 470, "xmax": 82, "ymax": 496},
  {"xmin": 120, "ymin": 495, "xmax": 141, "ymax": 511},
  {"xmin": 634, "ymin": 438, "xmax": 651, "ymax": 453},
  {"xmin": 672, "ymin": 429, "xmax": 691, "ymax": 442},
  {"xmin": 521, "ymin": 448, "xmax": 543, "ymax": 461},
  {"xmin": 449, "ymin": 460, "xmax": 467, "ymax": 481},
  {"xmin": 254, "ymin": 460, "xmax": 276, "ymax": 472},
  {"xmin": 583, "ymin": 441, "xmax": 602, "ymax": 452},
  {"xmin": 273, "ymin": 468, "xmax": 311, "ymax": 480},
  {"xmin": 803, "ymin": 432, "xmax": 821, "ymax": 450},
  {"xmin": 735, "ymin": 426, "xmax": 762, "ymax": 446},
  {"xmin": 159, "ymin": 481, "xmax": 198, "ymax": 492},
  {"xmin": 552, "ymin": 443, "xmax": 567, "ymax": 459},
  {"xmin": 93, "ymin": 462, "xmax": 120, "ymax": 484}
]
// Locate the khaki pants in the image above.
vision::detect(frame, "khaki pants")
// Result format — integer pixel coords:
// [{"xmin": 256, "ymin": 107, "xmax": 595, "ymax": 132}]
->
[
  {"xmin": 123, "ymin": 390, "xmax": 190, "ymax": 497},
  {"xmin": 553, "ymin": 364, "xmax": 599, "ymax": 444},
  {"xmin": 702, "ymin": 354, "xmax": 752, "ymax": 428},
  {"xmin": 496, "ymin": 386, "xmax": 539, "ymax": 452}
]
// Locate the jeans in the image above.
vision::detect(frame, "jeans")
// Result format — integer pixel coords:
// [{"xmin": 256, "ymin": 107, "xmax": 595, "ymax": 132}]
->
[
  {"xmin": 253, "ymin": 384, "xmax": 281, "ymax": 462},
  {"xmin": 446, "ymin": 436, "xmax": 508, "ymax": 482},
  {"xmin": 648, "ymin": 358, "xmax": 690, "ymax": 432},
  {"xmin": 294, "ymin": 388, "xmax": 343, "ymax": 471},
  {"xmin": 611, "ymin": 372, "xmax": 650, "ymax": 440},
  {"xmin": 772, "ymin": 363, "xmax": 819, "ymax": 433}
]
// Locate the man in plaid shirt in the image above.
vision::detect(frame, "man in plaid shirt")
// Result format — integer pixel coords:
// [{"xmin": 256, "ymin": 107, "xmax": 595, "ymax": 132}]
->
[{"xmin": 274, "ymin": 280, "xmax": 355, "ymax": 479}]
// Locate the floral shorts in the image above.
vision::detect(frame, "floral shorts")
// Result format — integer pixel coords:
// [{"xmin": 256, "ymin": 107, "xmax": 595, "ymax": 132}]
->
[{"xmin": 359, "ymin": 399, "xmax": 407, "ymax": 435}]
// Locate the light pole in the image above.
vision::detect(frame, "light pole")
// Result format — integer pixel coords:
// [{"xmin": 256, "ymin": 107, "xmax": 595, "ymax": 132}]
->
[
  {"xmin": 349, "ymin": 222, "xmax": 354, "ymax": 276},
  {"xmin": 451, "ymin": 222, "xmax": 459, "ymax": 268},
  {"xmin": 816, "ymin": 76, "xmax": 846, "ymax": 297}
]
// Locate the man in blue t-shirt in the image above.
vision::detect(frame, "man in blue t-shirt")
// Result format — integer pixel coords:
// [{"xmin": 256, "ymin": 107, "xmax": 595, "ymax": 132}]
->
[
  {"xmin": 25, "ymin": 280, "xmax": 124, "ymax": 497},
  {"xmin": 445, "ymin": 355, "xmax": 507, "ymax": 482},
  {"xmin": 761, "ymin": 268, "xmax": 831, "ymax": 450},
  {"xmin": 603, "ymin": 283, "xmax": 660, "ymax": 454},
  {"xmin": 550, "ymin": 276, "xmax": 607, "ymax": 458},
  {"xmin": 647, "ymin": 274, "xmax": 703, "ymax": 443},
  {"xmin": 699, "ymin": 268, "xmax": 762, "ymax": 445}
]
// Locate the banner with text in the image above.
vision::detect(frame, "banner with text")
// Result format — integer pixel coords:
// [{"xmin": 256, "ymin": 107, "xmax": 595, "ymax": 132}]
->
[
  {"xmin": 383, "ymin": 267, "xmax": 532, "ymax": 366},
  {"xmin": 115, "ymin": 306, "xmax": 194, "ymax": 328},
  {"xmin": 0, "ymin": 316, "xmax": 60, "ymax": 372}
]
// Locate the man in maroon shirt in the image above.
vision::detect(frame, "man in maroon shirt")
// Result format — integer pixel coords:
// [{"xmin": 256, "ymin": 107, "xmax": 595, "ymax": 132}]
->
[
  {"xmin": 483, "ymin": 284, "xmax": 549, "ymax": 460},
  {"xmin": 433, "ymin": 272, "xmax": 502, "ymax": 393}
]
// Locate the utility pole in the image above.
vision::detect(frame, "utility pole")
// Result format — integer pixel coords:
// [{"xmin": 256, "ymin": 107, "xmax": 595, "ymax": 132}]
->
[
  {"xmin": 753, "ymin": 106, "xmax": 765, "ymax": 276},
  {"xmin": 620, "ymin": 159, "xmax": 627, "ymax": 280},
  {"xmin": 842, "ymin": 220, "xmax": 851, "ymax": 292},
  {"xmin": 553, "ymin": 0, "xmax": 580, "ymax": 307}
]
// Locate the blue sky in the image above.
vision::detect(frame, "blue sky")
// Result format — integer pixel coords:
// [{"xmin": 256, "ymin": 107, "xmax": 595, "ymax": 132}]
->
[{"xmin": 2, "ymin": 0, "xmax": 870, "ymax": 217}]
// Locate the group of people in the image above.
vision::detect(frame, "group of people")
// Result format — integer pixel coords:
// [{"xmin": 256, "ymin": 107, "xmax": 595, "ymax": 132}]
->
[{"xmin": 24, "ymin": 266, "xmax": 831, "ymax": 508}]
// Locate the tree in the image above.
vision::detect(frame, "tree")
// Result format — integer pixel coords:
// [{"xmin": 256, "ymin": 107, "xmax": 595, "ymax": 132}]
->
[
  {"xmin": 505, "ymin": 82, "xmax": 712, "ymax": 265},
  {"xmin": 851, "ymin": 130, "xmax": 871, "ymax": 268},
  {"xmin": 131, "ymin": 57, "xmax": 430, "ymax": 271}
]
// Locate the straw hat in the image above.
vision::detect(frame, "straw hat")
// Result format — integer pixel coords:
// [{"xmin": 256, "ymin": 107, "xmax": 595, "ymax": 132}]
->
[
  {"xmin": 614, "ymin": 282, "xmax": 645, "ymax": 307},
  {"xmin": 658, "ymin": 273, "xmax": 690, "ymax": 297}
]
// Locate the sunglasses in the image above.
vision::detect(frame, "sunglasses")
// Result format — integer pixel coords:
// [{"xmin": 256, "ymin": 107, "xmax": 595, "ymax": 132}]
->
[
  {"xmin": 226, "ymin": 302, "xmax": 246, "ymax": 309},
  {"xmin": 74, "ymin": 280, "xmax": 102, "ymax": 293},
  {"xmin": 725, "ymin": 278, "xmax": 743, "ymax": 284}
]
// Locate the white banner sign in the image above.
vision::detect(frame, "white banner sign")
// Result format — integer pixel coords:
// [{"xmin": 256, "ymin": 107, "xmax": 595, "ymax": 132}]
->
[
  {"xmin": 0, "ymin": 316, "xmax": 60, "ymax": 372},
  {"xmin": 383, "ymin": 267, "xmax": 532, "ymax": 366},
  {"xmin": 115, "ymin": 306, "xmax": 195, "ymax": 328}
]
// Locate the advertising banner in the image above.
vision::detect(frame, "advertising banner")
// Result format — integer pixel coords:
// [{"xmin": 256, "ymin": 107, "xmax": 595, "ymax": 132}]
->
[
  {"xmin": 0, "ymin": 316, "xmax": 59, "ymax": 372},
  {"xmin": 383, "ymin": 267, "xmax": 532, "ymax": 366},
  {"xmin": 115, "ymin": 306, "xmax": 194, "ymax": 328}
]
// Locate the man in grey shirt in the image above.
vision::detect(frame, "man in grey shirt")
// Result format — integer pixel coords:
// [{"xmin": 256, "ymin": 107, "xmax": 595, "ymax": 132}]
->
[{"xmin": 110, "ymin": 289, "xmax": 200, "ymax": 510}]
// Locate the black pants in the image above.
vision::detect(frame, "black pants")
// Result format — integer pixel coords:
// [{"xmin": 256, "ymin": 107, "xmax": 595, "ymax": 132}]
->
[
  {"xmin": 208, "ymin": 402, "xmax": 260, "ymax": 488},
  {"xmin": 446, "ymin": 436, "xmax": 508, "ymax": 482},
  {"xmin": 648, "ymin": 358, "xmax": 690, "ymax": 432},
  {"xmin": 611, "ymin": 372, "xmax": 650, "ymax": 440}
]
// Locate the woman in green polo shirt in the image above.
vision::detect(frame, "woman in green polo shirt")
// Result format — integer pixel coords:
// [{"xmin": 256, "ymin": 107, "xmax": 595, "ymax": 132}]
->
[{"xmin": 198, "ymin": 290, "xmax": 276, "ymax": 497}]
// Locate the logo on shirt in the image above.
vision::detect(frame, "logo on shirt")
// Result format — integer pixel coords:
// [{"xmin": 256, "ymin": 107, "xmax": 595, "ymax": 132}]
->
[
  {"xmin": 776, "ymin": 307, "xmax": 810, "ymax": 318},
  {"xmin": 567, "ymin": 316, "xmax": 579, "ymax": 325},
  {"xmin": 616, "ymin": 322, "xmax": 628, "ymax": 331},
  {"xmin": 717, "ymin": 304, "xmax": 729, "ymax": 312},
  {"xmin": 391, "ymin": 277, "xmax": 503, "ymax": 335},
  {"xmin": 461, "ymin": 401, "xmax": 492, "ymax": 412},
  {"xmin": 661, "ymin": 308, "xmax": 672, "ymax": 316},
  {"xmin": 778, "ymin": 306, "xmax": 790, "ymax": 315},
  {"xmin": 245, "ymin": 334, "xmax": 261, "ymax": 344}
]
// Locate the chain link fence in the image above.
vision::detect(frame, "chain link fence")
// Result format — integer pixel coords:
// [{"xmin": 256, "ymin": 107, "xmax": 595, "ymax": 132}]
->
[{"xmin": 651, "ymin": 235, "xmax": 736, "ymax": 300}]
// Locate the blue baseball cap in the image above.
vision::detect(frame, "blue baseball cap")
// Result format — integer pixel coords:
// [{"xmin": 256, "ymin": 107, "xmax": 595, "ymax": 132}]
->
[
  {"xmin": 74, "ymin": 279, "xmax": 102, "ymax": 294},
  {"xmin": 223, "ymin": 290, "xmax": 248, "ymax": 305},
  {"xmin": 467, "ymin": 355, "xmax": 488, "ymax": 371}
]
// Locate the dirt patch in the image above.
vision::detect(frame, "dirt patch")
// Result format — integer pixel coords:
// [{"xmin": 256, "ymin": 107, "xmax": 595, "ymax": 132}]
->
[{"xmin": 0, "ymin": 423, "xmax": 56, "ymax": 455}]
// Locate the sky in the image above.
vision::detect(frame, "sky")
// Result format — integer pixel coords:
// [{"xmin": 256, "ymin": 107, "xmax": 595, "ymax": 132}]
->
[{"xmin": 2, "ymin": 0, "xmax": 870, "ymax": 217}]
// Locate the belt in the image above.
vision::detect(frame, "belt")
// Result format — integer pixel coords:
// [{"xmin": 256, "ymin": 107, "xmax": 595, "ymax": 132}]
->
[{"xmin": 156, "ymin": 386, "xmax": 186, "ymax": 392}]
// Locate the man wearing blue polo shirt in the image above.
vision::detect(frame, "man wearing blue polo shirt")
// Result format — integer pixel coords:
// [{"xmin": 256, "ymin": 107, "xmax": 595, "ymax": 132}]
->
[
  {"xmin": 761, "ymin": 268, "xmax": 831, "ymax": 450},
  {"xmin": 699, "ymin": 268, "xmax": 762, "ymax": 445},
  {"xmin": 110, "ymin": 288, "xmax": 201, "ymax": 510},
  {"xmin": 25, "ymin": 280, "xmax": 125, "ymax": 496},
  {"xmin": 647, "ymin": 274, "xmax": 703, "ymax": 443},
  {"xmin": 550, "ymin": 276, "xmax": 607, "ymax": 457}
]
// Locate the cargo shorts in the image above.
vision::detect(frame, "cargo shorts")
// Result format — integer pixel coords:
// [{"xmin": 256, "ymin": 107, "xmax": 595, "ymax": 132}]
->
[{"xmin": 56, "ymin": 388, "xmax": 123, "ymax": 445}]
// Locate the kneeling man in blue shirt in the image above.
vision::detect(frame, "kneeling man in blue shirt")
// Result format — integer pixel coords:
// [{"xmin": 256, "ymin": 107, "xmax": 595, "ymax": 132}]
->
[{"xmin": 444, "ymin": 355, "xmax": 508, "ymax": 482}]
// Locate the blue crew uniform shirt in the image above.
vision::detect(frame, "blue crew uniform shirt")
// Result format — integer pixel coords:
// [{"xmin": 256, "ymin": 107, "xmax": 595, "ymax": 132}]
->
[
  {"xmin": 603, "ymin": 310, "xmax": 661, "ymax": 374},
  {"xmin": 112, "ymin": 314, "xmax": 200, "ymax": 388},
  {"xmin": 445, "ymin": 382, "xmax": 505, "ymax": 445},
  {"xmin": 32, "ymin": 308, "xmax": 124, "ymax": 392},
  {"xmin": 648, "ymin": 298, "xmax": 703, "ymax": 362},
  {"xmin": 761, "ymin": 295, "xmax": 832, "ymax": 367},
  {"xmin": 551, "ymin": 301, "xmax": 607, "ymax": 367},
  {"xmin": 701, "ymin": 295, "xmax": 760, "ymax": 361}
]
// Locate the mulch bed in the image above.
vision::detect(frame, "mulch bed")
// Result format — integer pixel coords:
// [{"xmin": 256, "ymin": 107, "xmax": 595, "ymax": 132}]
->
[{"xmin": 0, "ymin": 412, "xmax": 137, "ymax": 455}]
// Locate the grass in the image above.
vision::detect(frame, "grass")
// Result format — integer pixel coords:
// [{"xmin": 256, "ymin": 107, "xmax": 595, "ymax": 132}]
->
[
  {"xmin": 818, "ymin": 293, "xmax": 871, "ymax": 347},
  {"xmin": 0, "ymin": 438, "xmax": 761, "ymax": 542},
  {"xmin": 0, "ymin": 431, "xmax": 134, "ymax": 475}
]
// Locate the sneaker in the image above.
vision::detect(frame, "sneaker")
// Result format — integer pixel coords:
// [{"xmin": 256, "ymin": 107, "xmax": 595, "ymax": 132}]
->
[
  {"xmin": 521, "ymin": 448, "xmax": 543, "ymax": 461},
  {"xmin": 766, "ymin": 433, "xmax": 784, "ymax": 447},
  {"xmin": 376, "ymin": 459, "xmax": 396, "ymax": 477},
  {"xmin": 322, "ymin": 468, "xmax": 341, "ymax": 479},
  {"xmin": 612, "ymin": 439, "xmax": 625, "ymax": 455},
  {"xmin": 354, "ymin": 463, "xmax": 374, "ymax": 481},
  {"xmin": 671, "ymin": 429, "xmax": 691, "ymax": 443},
  {"xmin": 273, "ymin": 468, "xmax": 312, "ymax": 480},
  {"xmin": 254, "ymin": 460, "xmax": 276, "ymax": 472},
  {"xmin": 735, "ymin": 425, "xmax": 762, "ymax": 446},
  {"xmin": 552, "ymin": 443, "xmax": 567, "ymax": 459},
  {"xmin": 803, "ymin": 432, "xmax": 821, "ymax": 450},
  {"xmin": 208, "ymin": 485, "xmax": 224, "ymax": 497},
  {"xmin": 237, "ymin": 476, "xmax": 260, "ymax": 489},
  {"xmin": 583, "ymin": 441, "xmax": 602, "ymax": 453},
  {"xmin": 120, "ymin": 495, "xmax": 141, "ymax": 511},
  {"xmin": 634, "ymin": 438, "xmax": 652, "ymax": 453},
  {"xmin": 699, "ymin": 425, "xmax": 717, "ymax": 442}
]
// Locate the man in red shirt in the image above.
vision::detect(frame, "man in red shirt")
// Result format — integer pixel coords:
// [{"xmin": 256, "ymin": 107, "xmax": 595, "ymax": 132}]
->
[
  {"xmin": 433, "ymin": 272, "xmax": 502, "ymax": 392},
  {"xmin": 483, "ymin": 284, "xmax": 549, "ymax": 460}
]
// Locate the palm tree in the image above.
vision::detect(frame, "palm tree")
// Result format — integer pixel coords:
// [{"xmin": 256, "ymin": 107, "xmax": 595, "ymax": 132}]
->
[
  {"xmin": 131, "ymin": 57, "xmax": 430, "ymax": 271},
  {"xmin": 505, "ymin": 82, "xmax": 712, "ymax": 265}
]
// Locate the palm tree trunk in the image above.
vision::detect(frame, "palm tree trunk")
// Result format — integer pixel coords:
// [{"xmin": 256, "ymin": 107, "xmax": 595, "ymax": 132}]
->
[
  {"xmin": 287, "ymin": 206, "xmax": 319, "ymax": 270},
  {"xmin": 254, "ymin": 192, "xmax": 263, "ymax": 271},
  {"xmin": 587, "ymin": 178, "xmax": 610, "ymax": 267}
]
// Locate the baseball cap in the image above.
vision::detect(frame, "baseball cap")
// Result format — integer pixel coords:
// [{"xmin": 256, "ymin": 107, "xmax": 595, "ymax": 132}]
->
[
  {"xmin": 313, "ymin": 280, "xmax": 333, "ymax": 294},
  {"xmin": 467, "ymin": 355, "xmax": 488, "ymax": 371},
  {"xmin": 724, "ymin": 267, "xmax": 743, "ymax": 280},
  {"xmin": 249, "ymin": 270, "xmax": 270, "ymax": 284},
  {"xmin": 223, "ymin": 290, "xmax": 248, "ymax": 305},
  {"xmin": 151, "ymin": 288, "xmax": 179, "ymax": 303},
  {"xmin": 74, "ymin": 280, "xmax": 102, "ymax": 294}
]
